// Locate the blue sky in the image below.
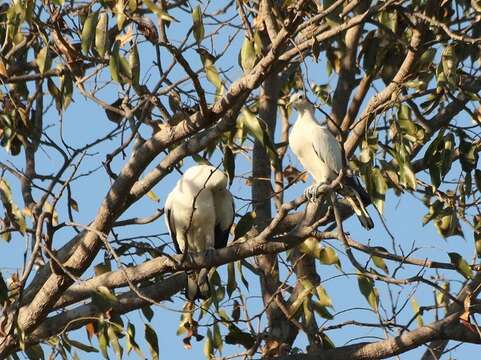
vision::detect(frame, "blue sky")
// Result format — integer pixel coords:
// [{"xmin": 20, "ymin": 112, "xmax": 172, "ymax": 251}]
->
[{"xmin": 1, "ymin": 1, "xmax": 480, "ymax": 359}]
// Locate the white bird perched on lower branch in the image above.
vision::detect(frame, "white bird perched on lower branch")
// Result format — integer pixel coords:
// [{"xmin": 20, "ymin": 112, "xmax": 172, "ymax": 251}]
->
[
  {"xmin": 164, "ymin": 165, "xmax": 235, "ymax": 300},
  {"xmin": 288, "ymin": 92, "xmax": 374, "ymax": 230}
]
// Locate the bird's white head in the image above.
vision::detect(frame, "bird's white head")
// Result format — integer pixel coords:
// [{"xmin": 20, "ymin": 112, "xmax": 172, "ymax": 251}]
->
[
  {"xmin": 183, "ymin": 165, "xmax": 228, "ymax": 192},
  {"xmin": 288, "ymin": 92, "xmax": 313, "ymax": 113}
]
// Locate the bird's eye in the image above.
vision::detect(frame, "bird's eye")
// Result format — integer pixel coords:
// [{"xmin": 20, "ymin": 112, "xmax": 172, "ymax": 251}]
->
[{"xmin": 299, "ymin": 95, "xmax": 304, "ymax": 99}]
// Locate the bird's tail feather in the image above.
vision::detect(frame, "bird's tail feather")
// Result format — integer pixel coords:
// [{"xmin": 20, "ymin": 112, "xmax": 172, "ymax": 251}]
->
[
  {"xmin": 339, "ymin": 186, "xmax": 374, "ymax": 230},
  {"xmin": 186, "ymin": 269, "xmax": 211, "ymax": 301},
  {"xmin": 344, "ymin": 175, "xmax": 371, "ymax": 206}
]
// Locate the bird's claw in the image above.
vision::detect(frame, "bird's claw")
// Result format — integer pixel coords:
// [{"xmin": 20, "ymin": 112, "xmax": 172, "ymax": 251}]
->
[
  {"xmin": 304, "ymin": 183, "xmax": 329, "ymax": 202},
  {"xmin": 304, "ymin": 185, "xmax": 320, "ymax": 202}
]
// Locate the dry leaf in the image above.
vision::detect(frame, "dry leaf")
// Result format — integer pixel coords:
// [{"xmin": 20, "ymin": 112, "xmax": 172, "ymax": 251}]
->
[{"xmin": 283, "ymin": 165, "xmax": 308, "ymax": 184}]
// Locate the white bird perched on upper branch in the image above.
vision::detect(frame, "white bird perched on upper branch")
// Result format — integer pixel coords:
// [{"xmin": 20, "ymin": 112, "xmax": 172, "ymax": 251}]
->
[
  {"xmin": 288, "ymin": 92, "xmax": 374, "ymax": 230},
  {"xmin": 164, "ymin": 165, "xmax": 235, "ymax": 300}
]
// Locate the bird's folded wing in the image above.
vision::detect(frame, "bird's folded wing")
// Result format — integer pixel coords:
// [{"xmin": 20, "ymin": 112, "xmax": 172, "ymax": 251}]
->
[
  {"xmin": 311, "ymin": 128, "xmax": 343, "ymax": 173},
  {"xmin": 165, "ymin": 200, "xmax": 182, "ymax": 254}
]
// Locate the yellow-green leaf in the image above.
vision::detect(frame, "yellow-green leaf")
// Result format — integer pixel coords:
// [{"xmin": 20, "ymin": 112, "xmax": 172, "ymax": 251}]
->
[
  {"xmin": 315, "ymin": 285, "xmax": 332, "ymax": 308},
  {"xmin": 95, "ymin": 12, "xmax": 109, "ymax": 58},
  {"xmin": 109, "ymin": 41, "xmax": 121, "ymax": 83},
  {"xmin": 144, "ymin": 324, "xmax": 159, "ymax": 360},
  {"xmin": 204, "ymin": 328, "xmax": 213, "ymax": 359},
  {"xmin": 298, "ymin": 237, "xmax": 321, "ymax": 259},
  {"xmin": 410, "ymin": 297, "xmax": 424, "ymax": 327},
  {"xmin": 399, "ymin": 162, "xmax": 416, "ymax": 190},
  {"xmin": 372, "ymin": 255, "xmax": 388, "ymax": 273},
  {"xmin": 368, "ymin": 167, "xmax": 387, "ymax": 214},
  {"xmin": 144, "ymin": 0, "xmax": 177, "ymax": 22},
  {"xmin": 223, "ymin": 145, "xmax": 235, "ymax": 186},
  {"xmin": 240, "ymin": 36, "xmax": 255, "ymax": 71},
  {"xmin": 202, "ymin": 56, "xmax": 222, "ymax": 91},
  {"xmin": 107, "ymin": 325, "xmax": 123, "ymax": 360},
  {"xmin": 441, "ymin": 45, "xmax": 457, "ymax": 83},
  {"xmin": 448, "ymin": 252, "xmax": 472, "ymax": 279},
  {"xmin": 129, "ymin": 43, "xmax": 140, "ymax": 87},
  {"xmin": 234, "ymin": 211, "xmax": 256, "ymax": 240},
  {"xmin": 319, "ymin": 246, "xmax": 340, "ymax": 267},
  {"xmin": 192, "ymin": 5, "xmax": 204, "ymax": 45},
  {"xmin": 36, "ymin": 46, "xmax": 51, "ymax": 74},
  {"xmin": 357, "ymin": 275, "xmax": 379, "ymax": 311},
  {"xmin": 81, "ymin": 11, "xmax": 99, "ymax": 55},
  {"xmin": 227, "ymin": 262, "xmax": 237, "ymax": 297},
  {"xmin": 115, "ymin": 0, "xmax": 126, "ymax": 30}
]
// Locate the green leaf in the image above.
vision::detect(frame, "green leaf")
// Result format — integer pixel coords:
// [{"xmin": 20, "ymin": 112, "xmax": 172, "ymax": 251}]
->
[
  {"xmin": 315, "ymin": 285, "xmax": 332, "ymax": 308},
  {"xmin": 236, "ymin": 261, "xmax": 249, "ymax": 290},
  {"xmin": 357, "ymin": 275, "xmax": 379, "ymax": 311},
  {"xmin": 223, "ymin": 146, "xmax": 235, "ymax": 186},
  {"xmin": 0, "ymin": 178, "xmax": 26, "ymax": 236},
  {"xmin": 367, "ymin": 167, "xmax": 387, "ymax": 214},
  {"xmin": 146, "ymin": 190, "xmax": 160, "ymax": 202},
  {"xmin": 47, "ymin": 78, "xmax": 62, "ymax": 112},
  {"xmin": 129, "ymin": 44, "xmax": 140, "ymax": 88},
  {"xmin": 98, "ymin": 324, "xmax": 110, "ymax": 359},
  {"xmin": 226, "ymin": 262, "xmax": 237, "ymax": 298},
  {"xmin": 119, "ymin": 56, "xmax": 132, "ymax": 81},
  {"xmin": 144, "ymin": 0, "xmax": 178, "ymax": 22},
  {"xmin": 126, "ymin": 322, "xmax": 144, "ymax": 357},
  {"xmin": 107, "ymin": 325, "xmax": 123, "ymax": 360},
  {"xmin": 372, "ymin": 255, "xmax": 388, "ymax": 273},
  {"xmin": 213, "ymin": 323, "xmax": 223, "ymax": 351},
  {"xmin": 36, "ymin": 46, "xmax": 51, "ymax": 75},
  {"xmin": 319, "ymin": 246, "xmax": 341, "ymax": 268},
  {"xmin": 60, "ymin": 72, "xmax": 73, "ymax": 110},
  {"xmin": 67, "ymin": 339, "xmax": 99, "ymax": 353},
  {"xmin": 435, "ymin": 211, "xmax": 463, "ymax": 239},
  {"xmin": 410, "ymin": 298, "xmax": 424, "ymax": 327},
  {"xmin": 234, "ymin": 211, "xmax": 256, "ymax": 240},
  {"xmin": 92, "ymin": 286, "xmax": 117, "ymax": 310},
  {"xmin": 109, "ymin": 41, "xmax": 121, "ymax": 83},
  {"xmin": 81, "ymin": 11, "xmax": 99, "ymax": 55},
  {"xmin": 114, "ymin": 0, "xmax": 126, "ymax": 30},
  {"xmin": 204, "ymin": 328, "xmax": 213, "ymax": 359},
  {"xmin": 303, "ymin": 297, "xmax": 314, "ymax": 327},
  {"xmin": 253, "ymin": 31, "xmax": 263, "ymax": 56},
  {"xmin": 298, "ymin": 237, "xmax": 320, "ymax": 259},
  {"xmin": 399, "ymin": 162, "xmax": 416, "ymax": 190},
  {"xmin": 240, "ymin": 36, "xmax": 255, "ymax": 71},
  {"xmin": 141, "ymin": 305, "xmax": 154, "ymax": 321},
  {"xmin": 459, "ymin": 137, "xmax": 479, "ymax": 172},
  {"xmin": 95, "ymin": 12, "xmax": 109, "ymax": 58},
  {"xmin": 311, "ymin": 300, "xmax": 334, "ymax": 319},
  {"xmin": 192, "ymin": 6, "xmax": 204, "ymax": 45},
  {"xmin": 448, "ymin": 252, "xmax": 472, "ymax": 279},
  {"xmin": 441, "ymin": 133, "xmax": 455, "ymax": 176},
  {"xmin": 441, "ymin": 45, "xmax": 457, "ymax": 83},
  {"xmin": 144, "ymin": 324, "xmax": 159, "ymax": 360},
  {"xmin": 240, "ymin": 108, "xmax": 279, "ymax": 169},
  {"xmin": 200, "ymin": 53, "xmax": 222, "ymax": 91}
]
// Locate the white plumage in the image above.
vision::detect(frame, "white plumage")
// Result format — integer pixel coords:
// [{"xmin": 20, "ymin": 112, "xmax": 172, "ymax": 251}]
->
[
  {"xmin": 165, "ymin": 165, "xmax": 234, "ymax": 300},
  {"xmin": 288, "ymin": 92, "xmax": 373, "ymax": 229}
]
